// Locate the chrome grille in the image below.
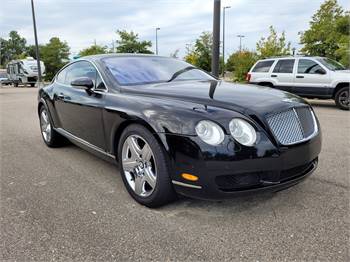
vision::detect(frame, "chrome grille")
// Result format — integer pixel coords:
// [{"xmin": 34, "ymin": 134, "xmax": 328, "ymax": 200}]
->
[{"xmin": 267, "ymin": 107, "xmax": 317, "ymax": 145}]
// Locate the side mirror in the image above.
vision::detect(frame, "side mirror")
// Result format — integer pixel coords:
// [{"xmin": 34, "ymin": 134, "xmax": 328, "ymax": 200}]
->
[
  {"xmin": 71, "ymin": 77, "xmax": 94, "ymax": 90},
  {"xmin": 316, "ymin": 68, "xmax": 326, "ymax": 75}
]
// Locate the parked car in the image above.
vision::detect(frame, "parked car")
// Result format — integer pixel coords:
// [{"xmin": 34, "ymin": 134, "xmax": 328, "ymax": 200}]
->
[
  {"xmin": 7, "ymin": 57, "xmax": 45, "ymax": 87},
  {"xmin": 246, "ymin": 56, "xmax": 349, "ymax": 110},
  {"xmin": 38, "ymin": 54, "xmax": 321, "ymax": 207},
  {"xmin": 0, "ymin": 70, "xmax": 11, "ymax": 86}
]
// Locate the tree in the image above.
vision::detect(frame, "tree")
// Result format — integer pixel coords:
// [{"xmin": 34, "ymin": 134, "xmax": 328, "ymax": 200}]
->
[
  {"xmin": 193, "ymin": 32, "xmax": 213, "ymax": 72},
  {"xmin": 184, "ymin": 32, "xmax": 225, "ymax": 73},
  {"xmin": 256, "ymin": 26, "xmax": 291, "ymax": 58},
  {"xmin": 6, "ymin": 31, "xmax": 27, "ymax": 59},
  {"xmin": 334, "ymin": 13, "xmax": 350, "ymax": 66},
  {"xmin": 184, "ymin": 44, "xmax": 198, "ymax": 65},
  {"xmin": 25, "ymin": 44, "xmax": 44, "ymax": 60},
  {"xmin": 300, "ymin": 0, "xmax": 349, "ymax": 67},
  {"xmin": 115, "ymin": 30, "xmax": 153, "ymax": 54},
  {"xmin": 41, "ymin": 37, "xmax": 70, "ymax": 80},
  {"xmin": 226, "ymin": 50, "xmax": 258, "ymax": 82},
  {"xmin": 0, "ymin": 31, "xmax": 27, "ymax": 67},
  {"xmin": 79, "ymin": 44, "xmax": 108, "ymax": 57},
  {"xmin": 184, "ymin": 32, "xmax": 213, "ymax": 72},
  {"xmin": 0, "ymin": 38, "xmax": 7, "ymax": 68}
]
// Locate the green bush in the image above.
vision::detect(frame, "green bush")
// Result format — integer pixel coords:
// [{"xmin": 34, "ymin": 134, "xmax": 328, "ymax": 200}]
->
[{"xmin": 226, "ymin": 50, "xmax": 258, "ymax": 82}]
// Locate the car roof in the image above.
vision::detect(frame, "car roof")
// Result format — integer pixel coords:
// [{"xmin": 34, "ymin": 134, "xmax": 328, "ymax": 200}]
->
[
  {"xmin": 80, "ymin": 53, "xmax": 169, "ymax": 62},
  {"xmin": 258, "ymin": 56, "xmax": 325, "ymax": 61}
]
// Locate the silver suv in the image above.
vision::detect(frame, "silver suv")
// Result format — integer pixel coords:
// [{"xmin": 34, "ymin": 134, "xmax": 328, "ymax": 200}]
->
[{"xmin": 247, "ymin": 56, "xmax": 349, "ymax": 110}]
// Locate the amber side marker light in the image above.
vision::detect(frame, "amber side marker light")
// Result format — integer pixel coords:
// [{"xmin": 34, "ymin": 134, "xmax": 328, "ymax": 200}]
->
[{"xmin": 181, "ymin": 173, "xmax": 199, "ymax": 181}]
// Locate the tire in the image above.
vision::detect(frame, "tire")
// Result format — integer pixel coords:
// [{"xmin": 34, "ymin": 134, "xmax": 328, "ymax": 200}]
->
[
  {"xmin": 39, "ymin": 106, "xmax": 66, "ymax": 147},
  {"xmin": 30, "ymin": 83, "xmax": 35, "ymax": 87},
  {"xmin": 118, "ymin": 124, "xmax": 176, "ymax": 208},
  {"xmin": 335, "ymin": 86, "xmax": 349, "ymax": 110},
  {"xmin": 14, "ymin": 82, "xmax": 18, "ymax": 87}
]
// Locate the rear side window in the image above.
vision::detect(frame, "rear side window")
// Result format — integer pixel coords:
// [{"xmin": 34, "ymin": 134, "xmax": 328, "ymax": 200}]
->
[
  {"xmin": 273, "ymin": 59, "xmax": 295, "ymax": 73},
  {"xmin": 252, "ymin": 60, "xmax": 274, "ymax": 72},
  {"xmin": 298, "ymin": 59, "xmax": 324, "ymax": 74}
]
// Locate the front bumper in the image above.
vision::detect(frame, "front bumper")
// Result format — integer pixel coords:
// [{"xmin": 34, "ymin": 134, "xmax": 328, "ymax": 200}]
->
[{"xmin": 159, "ymin": 131, "xmax": 321, "ymax": 200}]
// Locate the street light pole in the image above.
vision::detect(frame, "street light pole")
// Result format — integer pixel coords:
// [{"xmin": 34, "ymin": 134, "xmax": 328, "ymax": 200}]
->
[
  {"xmin": 237, "ymin": 34, "xmax": 245, "ymax": 53},
  {"xmin": 30, "ymin": 0, "xmax": 42, "ymax": 85},
  {"xmin": 222, "ymin": 6, "xmax": 231, "ymax": 76},
  {"xmin": 211, "ymin": 0, "xmax": 221, "ymax": 77},
  {"xmin": 155, "ymin": 27, "xmax": 160, "ymax": 55}
]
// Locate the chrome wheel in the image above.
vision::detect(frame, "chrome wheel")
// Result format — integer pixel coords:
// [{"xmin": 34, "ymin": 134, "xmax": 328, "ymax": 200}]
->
[
  {"xmin": 121, "ymin": 135, "xmax": 157, "ymax": 197},
  {"xmin": 40, "ymin": 109, "xmax": 51, "ymax": 142},
  {"xmin": 338, "ymin": 89, "xmax": 349, "ymax": 107}
]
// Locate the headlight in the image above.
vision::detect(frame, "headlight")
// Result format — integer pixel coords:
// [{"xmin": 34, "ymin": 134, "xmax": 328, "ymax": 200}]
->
[
  {"xmin": 195, "ymin": 120, "xmax": 225, "ymax": 146},
  {"xmin": 229, "ymin": 118, "xmax": 257, "ymax": 146}
]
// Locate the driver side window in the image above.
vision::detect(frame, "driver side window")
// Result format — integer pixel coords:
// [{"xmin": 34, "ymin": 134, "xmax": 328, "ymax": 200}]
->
[
  {"xmin": 298, "ymin": 59, "xmax": 325, "ymax": 74},
  {"xmin": 56, "ymin": 61, "xmax": 97, "ymax": 87},
  {"xmin": 65, "ymin": 61, "xmax": 97, "ymax": 87}
]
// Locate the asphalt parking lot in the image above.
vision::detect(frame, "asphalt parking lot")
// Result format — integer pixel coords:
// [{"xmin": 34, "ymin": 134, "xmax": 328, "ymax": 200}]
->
[{"xmin": 0, "ymin": 87, "xmax": 349, "ymax": 261}]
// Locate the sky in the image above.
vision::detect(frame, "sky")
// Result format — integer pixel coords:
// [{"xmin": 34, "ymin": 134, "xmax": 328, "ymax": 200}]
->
[{"xmin": 1, "ymin": 0, "xmax": 349, "ymax": 59}]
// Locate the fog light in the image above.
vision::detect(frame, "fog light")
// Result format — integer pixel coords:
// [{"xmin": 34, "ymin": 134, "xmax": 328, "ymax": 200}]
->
[{"xmin": 181, "ymin": 173, "xmax": 198, "ymax": 181}]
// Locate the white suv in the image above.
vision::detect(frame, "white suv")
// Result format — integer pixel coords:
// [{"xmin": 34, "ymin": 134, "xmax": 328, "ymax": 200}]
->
[{"xmin": 247, "ymin": 56, "xmax": 349, "ymax": 110}]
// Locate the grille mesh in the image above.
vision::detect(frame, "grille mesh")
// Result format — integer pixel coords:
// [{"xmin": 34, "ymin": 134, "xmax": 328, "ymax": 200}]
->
[
  {"xmin": 295, "ymin": 107, "xmax": 315, "ymax": 137},
  {"xmin": 267, "ymin": 107, "xmax": 316, "ymax": 145}
]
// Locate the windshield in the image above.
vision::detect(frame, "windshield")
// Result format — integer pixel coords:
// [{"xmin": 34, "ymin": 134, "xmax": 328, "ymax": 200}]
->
[
  {"xmin": 103, "ymin": 56, "xmax": 214, "ymax": 85},
  {"xmin": 316, "ymin": 58, "xmax": 346, "ymax": 71}
]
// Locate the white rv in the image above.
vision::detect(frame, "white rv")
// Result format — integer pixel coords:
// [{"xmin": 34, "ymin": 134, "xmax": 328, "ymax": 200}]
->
[{"xmin": 7, "ymin": 57, "xmax": 45, "ymax": 87}]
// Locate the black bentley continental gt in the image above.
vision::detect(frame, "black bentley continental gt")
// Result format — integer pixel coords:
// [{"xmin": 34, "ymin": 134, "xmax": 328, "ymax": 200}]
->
[{"xmin": 38, "ymin": 54, "xmax": 321, "ymax": 207}]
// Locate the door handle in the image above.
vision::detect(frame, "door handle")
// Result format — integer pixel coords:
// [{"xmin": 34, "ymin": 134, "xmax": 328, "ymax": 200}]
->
[
  {"xmin": 57, "ymin": 93, "xmax": 65, "ymax": 100},
  {"xmin": 271, "ymin": 74, "xmax": 277, "ymax": 77},
  {"xmin": 296, "ymin": 75, "xmax": 304, "ymax": 78}
]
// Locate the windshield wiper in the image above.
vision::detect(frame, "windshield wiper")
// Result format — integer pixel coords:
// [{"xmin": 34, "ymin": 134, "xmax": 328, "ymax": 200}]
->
[{"xmin": 167, "ymin": 66, "xmax": 196, "ymax": 82}]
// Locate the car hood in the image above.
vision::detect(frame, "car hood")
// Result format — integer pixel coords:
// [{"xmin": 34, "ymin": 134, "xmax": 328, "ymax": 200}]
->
[
  {"xmin": 123, "ymin": 80, "xmax": 308, "ymax": 117},
  {"xmin": 332, "ymin": 70, "xmax": 350, "ymax": 81},
  {"xmin": 334, "ymin": 70, "xmax": 350, "ymax": 77},
  {"xmin": 336, "ymin": 70, "xmax": 350, "ymax": 74}
]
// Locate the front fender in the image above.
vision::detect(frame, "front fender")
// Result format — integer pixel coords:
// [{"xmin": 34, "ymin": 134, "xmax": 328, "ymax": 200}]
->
[
  {"xmin": 331, "ymin": 79, "xmax": 350, "ymax": 88},
  {"xmin": 103, "ymin": 92, "xmax": 202, "ymax": 134},
  {"xmin": 103, "ymin": 92, "xmax": 206, "ymax": 154}
]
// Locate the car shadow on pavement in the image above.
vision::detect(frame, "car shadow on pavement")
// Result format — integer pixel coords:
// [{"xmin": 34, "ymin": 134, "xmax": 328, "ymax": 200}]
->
[
  {"xmin": 164, "ymin": 190, "xmax": 280, "ymax": 209},
  {"xmin": 57, "ymin": 135, "xmax": 334, "ymax": 220},
  {"xmin": 61, "ymin": 143, "xmax": 283, "ymax": 212}
]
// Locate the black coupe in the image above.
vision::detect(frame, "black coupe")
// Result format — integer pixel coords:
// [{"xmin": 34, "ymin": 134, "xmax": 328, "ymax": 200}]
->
[{"xmin": 38, "ymin": 54, "xmax": 321, "ymax": 207}]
